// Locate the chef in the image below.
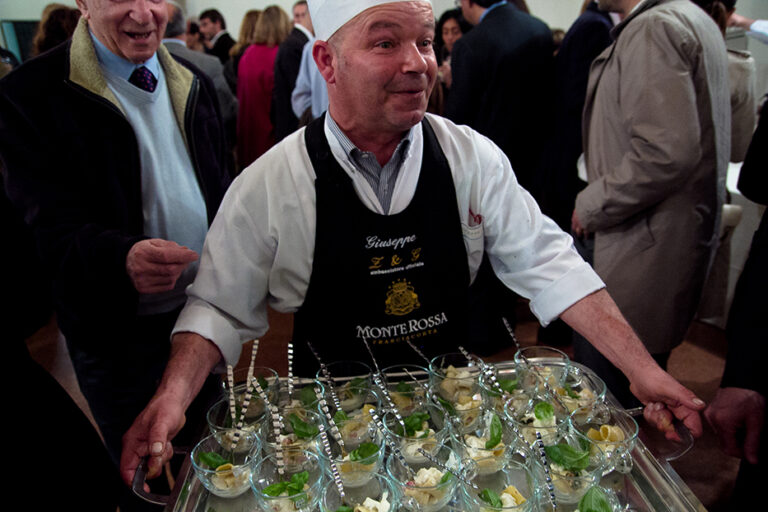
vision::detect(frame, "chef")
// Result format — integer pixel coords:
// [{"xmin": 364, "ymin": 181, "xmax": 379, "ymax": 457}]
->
[{"xmin": 121, "ymin": 0, "xmax": 706, "ymax": 487}]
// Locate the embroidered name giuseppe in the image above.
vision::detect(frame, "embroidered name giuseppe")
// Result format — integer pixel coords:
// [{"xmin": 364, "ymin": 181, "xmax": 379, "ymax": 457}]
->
[
  {"xmin": 356, "ymin": 312, "xmax": 448, "ymax": 340},
  {"xmin": 365, "ymin": 234, "xmax": 417, "ymax": 251}
]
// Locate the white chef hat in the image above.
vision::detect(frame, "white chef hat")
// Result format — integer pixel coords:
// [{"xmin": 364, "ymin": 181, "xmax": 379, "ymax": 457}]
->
[{"xmin": 308, "ymin": 0, "xmax": 433, "ymax": 41}]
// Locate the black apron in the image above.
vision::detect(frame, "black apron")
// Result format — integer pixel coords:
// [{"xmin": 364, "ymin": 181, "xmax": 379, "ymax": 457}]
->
[{"xmin": 291, "ymin": 114, "xmax": 470, "ymax": 376}]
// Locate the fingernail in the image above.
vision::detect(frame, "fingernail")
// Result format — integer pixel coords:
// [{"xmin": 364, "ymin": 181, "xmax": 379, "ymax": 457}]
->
[
  {"xmin": 151, "ymin": 442, "xmax": 164, "ymax": 455},
  {"xmin": 653, "ymin": 403, "xmax": 663, "ymax": 411},
  {"xmin": 692, "ymin": 398, "xmax": 705, "ymax": 407}
]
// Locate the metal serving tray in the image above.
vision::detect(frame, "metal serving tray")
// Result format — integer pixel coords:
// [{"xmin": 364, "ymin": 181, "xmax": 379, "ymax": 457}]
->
[{"xmin": 153, "ymin": 361, "xmax": 705, "ymax": 512}]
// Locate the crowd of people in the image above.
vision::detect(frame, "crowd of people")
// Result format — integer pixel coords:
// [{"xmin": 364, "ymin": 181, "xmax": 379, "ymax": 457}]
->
[{"xmin": 1, "ymin": 0, "xmax": 765, "ymax": 510}]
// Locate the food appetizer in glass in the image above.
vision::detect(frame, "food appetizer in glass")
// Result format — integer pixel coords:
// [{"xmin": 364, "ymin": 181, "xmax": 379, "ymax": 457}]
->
[
  {"xmin": 386, "ymin": 445, "xmax": 461, "ymax": 511},
  {"xmin": 252, "ymin": 450, "xmax": 324, "ymax": 512},
  {"xmin": 322, "ymin": 472, "xmax": 397, "ymax": 512},
  {"xmin": 382, "ymin": 403, "xmax": 448, "ymax": 464},
  {"xmin": 191, "ymin": 430, "xmax": 260, "ymax": 498}
]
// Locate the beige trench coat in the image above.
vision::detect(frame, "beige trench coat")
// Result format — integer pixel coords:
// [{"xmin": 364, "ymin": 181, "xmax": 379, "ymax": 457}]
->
[{"xmin": 575, "ymin": 0, "xmax": 730, "ymax": 354}]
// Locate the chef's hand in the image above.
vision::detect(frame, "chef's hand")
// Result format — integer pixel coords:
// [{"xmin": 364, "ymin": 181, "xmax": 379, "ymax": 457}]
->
[
  {"xmin": 571, "ymin": 209, "xmax": 587, "ymax": 238},
  {"xmin": 628, "ymin": 364, "xmax": 706, "ymax": 440},
  {"xmin": 705, "ymin": 387, "xmax": 765, "ymax": 464},
  {"xmin": 126, "ymin": 239, "xmax": 198, "ymax": 294},
  {"xmin": 120, "ymin": 391, "xmax": 186, "ymax": 487},
  {"xmin": 120, "ymin": 333, "xmax": 222, "ymax": 487}
]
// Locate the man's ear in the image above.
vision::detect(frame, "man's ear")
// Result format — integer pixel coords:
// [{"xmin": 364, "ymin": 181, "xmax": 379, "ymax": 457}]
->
[
  {"xmin": 75, "ymin": 0, "xmax": 90, "ymax": 19},
  {"xmin": 313, "ymin": 40, "xmax": 336, "ymax": 85}
]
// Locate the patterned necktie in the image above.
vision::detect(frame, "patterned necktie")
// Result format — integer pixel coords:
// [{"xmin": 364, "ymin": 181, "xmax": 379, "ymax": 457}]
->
[{"xmin": 128, "ymin": 66, "xmax": 157, "ymax": 92}]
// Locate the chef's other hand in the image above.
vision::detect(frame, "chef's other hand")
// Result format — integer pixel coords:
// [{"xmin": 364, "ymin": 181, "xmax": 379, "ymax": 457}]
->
[
  {"xmin": 126, "ymin": 239, "xmax": 198, "ymax": 294},
  {"xmin": 628, "ymin": 364, "xmax": 705, "ymax": 440},
  {"xmin": 705, "ymin": 387, "xmax": 765, "ymax": 464},
  {"xmin": 120, "ymin": 392, "xmax": 186, "ymax": 487}
]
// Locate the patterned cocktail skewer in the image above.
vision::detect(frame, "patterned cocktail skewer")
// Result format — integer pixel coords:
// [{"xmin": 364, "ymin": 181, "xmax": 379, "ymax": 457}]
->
[
  {"xmin": 313, "ymin": 385, "xmax": 345, "ymax": 452},
  {"xmin": 253, "ymin": 378, "xmax": 285, "ymax": 475},
  {"xmin": 501, "ymin": 318, "xmax": 570, "ymax": 413},
  {"xmin": 287, "ymin": 341, "xmax": 295, "ymax": 399},
  {"xmin": 415, "ymin": 447, "xmax": 480, "ymax": 491},
  {"xmin": 318, "ymin": 423, "xmax": 345, "ymax": 500},
  {"xmin": 368, "ymin": 408, "xmax": 415, "ymax": 478},
  {"xmin": 360, "ymin": 337, "xmax": 407, "ymax": 434},
  {"xmin": 457, "ymin": 345, "xmax": 532, "ymax": 455},
  {"xmin": 405, "ymin": 339, "xmax": 431, "ymax": 365},
  {"xmin": 306, "ymin": 341, "xmax": 343, "ymax": 412},
  {"xmin": 230, "ymin": 341, "xmax": 260, "ymax": 450},
  {"xmin": 226, "ymin": 365, "xmax": 238, "ymax": 427},
  {"xmin": 536, "ymin": 431, "xmax": 558, "ymax": 510}
]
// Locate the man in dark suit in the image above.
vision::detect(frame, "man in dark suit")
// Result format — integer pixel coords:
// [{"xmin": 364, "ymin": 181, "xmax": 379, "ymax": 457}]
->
[
  {"xmin": 446, "ymin": 0, "xmax": 555, "ymax": 353},
  {"xmin": 540, "ymin": 1, "xmax": 613, "ymax": 231},
  {"xmin": 199, "ymin": 8, "xmax": 234, "ymax": 64},
  {"xmin": 447, "ymin": 0, "xmax": 554, "ymax": 196},
  {"xmin": 272, "ymin": 1, "xmax": 314, "ymax": 142}
]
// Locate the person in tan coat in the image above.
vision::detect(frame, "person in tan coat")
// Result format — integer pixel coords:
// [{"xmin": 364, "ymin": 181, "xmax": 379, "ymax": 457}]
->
[{"xmin": 571, "ymin": 0, "xmax": 731, "ymax": 406}]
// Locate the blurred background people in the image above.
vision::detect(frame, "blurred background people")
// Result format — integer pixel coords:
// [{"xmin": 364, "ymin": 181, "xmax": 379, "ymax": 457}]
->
[
  {"xmin": 199, "ymin": 8, "xmax": 235, "ymax": 64},
  {"xmin": 224, "ymin": 9, "xmax": 262, "ymax": 94},
  {"xmin": 164, "ymin": 1, "xmax": 237, "ymax": 176},
  {"xmin": 31, "ymin": 3, "xmax": 80, "ymax": 56},
  {"xmin": 185, "ymin": 20, "xmax": 206, "ymax": 51},
  {"xmin": 237, "ymin": 5, "xmax": 292, "ymax": 170},
  {"xmin": 429, "ymin": 8, "xmax": 471, "ymax": 115},
  {"xmin": 272, "ymin": 1, "xmax": 314, "ymax": 142}
]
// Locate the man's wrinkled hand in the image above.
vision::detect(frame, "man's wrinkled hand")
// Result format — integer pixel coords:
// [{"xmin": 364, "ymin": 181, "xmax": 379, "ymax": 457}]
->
[
  {"xmin": 120, "ymin": 393, "xmax": 187, "ymax": 488},
  {"xmin": 628, "ymin": 365, "xmax": 706, "ymax": 440},
  {"xmin": 705, "ymin": 387, "xmax": 764, "ymax": 464},
  {"xmin": 126, "ymin": 239, "xmax": 198, "ymax": 294},
  {"xmin": 571, "ymin": 209, "xmax": 587, "ymax": 238}
]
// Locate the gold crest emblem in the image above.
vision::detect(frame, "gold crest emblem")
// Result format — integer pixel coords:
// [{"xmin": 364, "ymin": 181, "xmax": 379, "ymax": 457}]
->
[{"xmin": 385, "ymin": 279, "xmax": 420, "ymax": 316}]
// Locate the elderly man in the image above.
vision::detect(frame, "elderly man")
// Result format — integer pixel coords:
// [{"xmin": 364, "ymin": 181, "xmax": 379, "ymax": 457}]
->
[
  {"xmin": 0, "ymin": 0, "xmax": 230, "ymax": 503},
  {"xmin": 571, "ymin": 0, "xmax": 730, "ymax": 406},
  {"xmin": 121, "ymin": 0, "xmax": 705, "ymax": 488}
]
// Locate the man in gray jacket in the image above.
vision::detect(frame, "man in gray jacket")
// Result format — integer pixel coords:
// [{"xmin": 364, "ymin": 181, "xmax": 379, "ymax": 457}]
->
[
  {"xmin": 572, "ymin": 0, "xmax": 730, "ymax": 405},
  {"xmin": 163, "ymin": 1, "xmax": 237, "ymax": 157}
]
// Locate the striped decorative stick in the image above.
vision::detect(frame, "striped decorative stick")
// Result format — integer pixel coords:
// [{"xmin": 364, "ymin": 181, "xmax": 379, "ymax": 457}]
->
[
  {"xmin": 314, "ymin": 385, "xmax": 345, "ymax": 452},
  {"xmin": 318, "ymin": 424, "xmax": 345, "ymax": 500},
  {"xmin": 230, "ymin": 341, "xmax": 260, "ymax": 450},
  {"xmin": 307, "ymin": 341, "xmax": 342, "ymax": 412}
]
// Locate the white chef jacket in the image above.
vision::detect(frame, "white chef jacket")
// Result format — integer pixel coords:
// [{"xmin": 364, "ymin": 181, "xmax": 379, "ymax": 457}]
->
[{"xmin": 174, "ymin": 114, "xmax": 605, "ymax": 365}]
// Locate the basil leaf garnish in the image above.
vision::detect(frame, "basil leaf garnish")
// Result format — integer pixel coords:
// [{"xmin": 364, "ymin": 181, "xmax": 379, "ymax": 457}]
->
[
  {"xmin": 534, "ymin": 401, "xmax": 554, "ymax": 421},
  {"xmin": 544, "ymin": 443, "xmax": 590, "ymax": 472},
  {"xmin": 578, "ymin": 486, "xmax": 612, "ymax": 512},
  {"xmin": 288, "ymin": 413, "xmax": 319, "ymax": 439},
  {"xmin": 349, "ymin": 442, "xmax": 380, "ymax": 461},
  {"xmin": 298, "ymin": 386, "xmax": 316, "ymax": 407},
  {"xmin": 485, "ymin": 413, "xmax": 503, "ymax": 449},
  {"xmin": 198, "ymin": 451, "xmax": 229, "ymax": 469},
  {"xmin": 479, "ymin": 488, "xmax": 503, "ymax": 508}
]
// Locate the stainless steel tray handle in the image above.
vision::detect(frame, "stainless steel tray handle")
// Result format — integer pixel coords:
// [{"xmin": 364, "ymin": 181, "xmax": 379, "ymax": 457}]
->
[{"xmin": 131, "ymin": 448, "xmax": 187, "ymax": 506}]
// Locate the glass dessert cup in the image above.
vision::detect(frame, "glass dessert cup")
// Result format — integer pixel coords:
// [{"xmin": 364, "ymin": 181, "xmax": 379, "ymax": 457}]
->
[
  {"xmin": 320, "ymin": 385, "xmax": 382, "ymax": 450},
  {"xmin": 264, "ymin": 409, "xmax": 323, "ymax": 458},
  {"xmin": 532, "ymin": 433, "xmax": 607, "ymax": 505},
  {"xmin": 503, "ymin": 392, "xmax": 569, "ymax": 450},
  {"xmin": 385, "ymin": 444, "xmax": 461, "ymax": 512},
  {"xmin": 568, "ymin": 404, "xmax": 639, "ymax": 475},
  {"xmin": 512, "ymin": 346, "xmax": 570, "ymax": 393},
  {"xmin": 191, "ymin": 430, "xmax": 260, "ymax": 498},
  {"xmin": 478, "ymin": 363, "xmax": 532, "ymax": 416},
  {"xmin": 207, "ymin": 397, "xmax": 269, "ymax": 453},
  {"xmin": 554, "ymin": 366, "xmax": 607, "ymax": 414},
  {"xmin": 381, "ymin": 364, "xmax": 429, "ymax": 416},
  {"xmin": 277, "ymin": 382, "xmax": 325, "ymax": 419},
  {"xmin": 382, "ymin": 402, "xmax": 449, "ymax": 465},
  {"xmin": 321, "ymin": 472, "xmax": 398, "ymax": 512},
  {"xmin": 428, "ymin": 352, "xmax": 482, "ymax": 403},
  {"xmin": 252, "ymin": 449, "xmax": 325, "ymax": 512},
  {"xmin": 315, "ymin": 360, "xmax": 373, "ymax": 406},
  {"xmin": 451, "ymin": 408, "xmax": 520, "ymax": 476},
  {"xmin": 221, "ymin": 366, "xmax": 280, "ymax": 417},
  {"xmin": 315, "ymin": 429, "xmax": 386, "ymax": 488},
  {"xmin": 460, "ymin": 455, "xmax": 534, "ymax": 511}
]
